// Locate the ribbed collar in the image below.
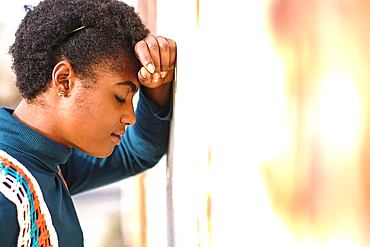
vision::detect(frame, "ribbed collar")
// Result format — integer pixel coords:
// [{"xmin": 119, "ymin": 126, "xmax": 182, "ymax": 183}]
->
[{"xmin": 0, "ymin": 107, "xmax": 72, "ymax": 172}]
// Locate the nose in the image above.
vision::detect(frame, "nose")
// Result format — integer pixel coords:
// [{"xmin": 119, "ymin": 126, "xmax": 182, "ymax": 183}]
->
[{"xmin": 120, "ymin": 103, "xmax": 136, "ymax": 126}]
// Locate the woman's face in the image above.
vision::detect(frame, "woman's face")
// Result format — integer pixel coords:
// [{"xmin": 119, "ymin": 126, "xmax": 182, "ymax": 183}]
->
[{"xmin": 61, "ymin": 60, "xmax": 141, "ymax": 157}]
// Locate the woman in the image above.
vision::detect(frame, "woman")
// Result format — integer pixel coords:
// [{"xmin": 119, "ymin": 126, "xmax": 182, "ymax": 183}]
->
[{"xmin": 0, "ymin": 0, "xmax": 176, "ymax": 246}]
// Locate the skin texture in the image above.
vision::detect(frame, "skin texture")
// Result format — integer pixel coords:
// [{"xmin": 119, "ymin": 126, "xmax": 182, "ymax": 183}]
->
[{"xmin": 13, "ymin": 35, "xmax": 176, "ymax": 158}]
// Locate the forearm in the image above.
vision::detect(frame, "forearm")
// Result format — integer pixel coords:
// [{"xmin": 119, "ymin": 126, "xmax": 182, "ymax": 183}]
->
[{"xmin": 141, "ymin": 81, "xmax": 172, "ymax": 115}]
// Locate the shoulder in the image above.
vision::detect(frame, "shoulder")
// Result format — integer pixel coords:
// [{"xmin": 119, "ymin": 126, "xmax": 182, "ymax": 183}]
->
[
  {"xmin": 0, "ymin": 151, "xmax": 59, "ymax": 246},
  {"xmin": 0, "ymin": 151, "xmax": 21, "ymax": 246}
]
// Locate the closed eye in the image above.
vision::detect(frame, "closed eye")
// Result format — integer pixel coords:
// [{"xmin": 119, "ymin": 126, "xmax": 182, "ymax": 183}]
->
[{"xmin": 115, "ymin": 95, "xmax": 126, "ymax": 103}]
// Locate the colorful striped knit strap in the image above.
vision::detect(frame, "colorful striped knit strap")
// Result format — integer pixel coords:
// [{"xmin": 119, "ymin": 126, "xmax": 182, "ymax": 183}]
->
[{"xmin": 0, "ymin": 150, "xmax": 59, "ymax": 247}]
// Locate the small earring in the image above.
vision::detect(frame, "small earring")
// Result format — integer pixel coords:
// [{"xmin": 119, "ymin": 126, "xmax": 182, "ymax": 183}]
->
[{"xmin": 58, "ymin": 91, "xmax": 65, "ymax": 97}]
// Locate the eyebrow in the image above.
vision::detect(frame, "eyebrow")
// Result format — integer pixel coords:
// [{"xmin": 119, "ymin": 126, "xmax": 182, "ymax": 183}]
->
[{"xmin": 115, "ymin": 81, "xmax": 137, "ymax": 93}]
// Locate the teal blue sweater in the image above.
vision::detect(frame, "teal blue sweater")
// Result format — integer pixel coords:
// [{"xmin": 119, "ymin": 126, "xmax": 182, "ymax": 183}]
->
[{"xmin": 0, "ymin": 89, "xmax": 171, "ymax": 246}]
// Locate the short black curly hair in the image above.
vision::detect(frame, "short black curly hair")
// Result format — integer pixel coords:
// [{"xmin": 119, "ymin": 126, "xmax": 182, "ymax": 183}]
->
[{"xmin": 9, "ymin": 0, "xmax": 150, "ymax": 101}]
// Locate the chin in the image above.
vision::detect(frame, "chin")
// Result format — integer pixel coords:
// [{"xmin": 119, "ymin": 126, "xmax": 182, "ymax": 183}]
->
[
  {"xmin": 77, "ymin": 146, "xmax": 115, "ymax": 158},
  {"xmin": 92, "ymin": 149, "xmax": 115, "ymax": 158}
]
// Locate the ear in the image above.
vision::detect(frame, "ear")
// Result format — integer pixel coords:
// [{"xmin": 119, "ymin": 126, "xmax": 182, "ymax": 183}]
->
[{"xmin": 51, "ymin": 61, "xmax": 76, "ymax": 97}]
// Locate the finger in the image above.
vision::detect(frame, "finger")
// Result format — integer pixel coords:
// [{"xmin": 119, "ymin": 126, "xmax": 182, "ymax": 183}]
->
[
  {"xmin": 168, "ymin": 39, "xmax": 177, "ymax": 69},
  {"xmin": 144, "ymin": 34, "xmax": 161, "ymax": 82},
  {"xmin": 138, "ymin": 67, "xmax": 154, "ymax": 87},
  {"xmin": 135, "ymin": 39, "xmax": 155, "ymax": 74},
  {"xmin": 157, "ymin": 36, "xmax": 170, "ymax": 78},
  {"xmin": 163, "ymin": 65, "xmax": 175, "ymax": 84}
]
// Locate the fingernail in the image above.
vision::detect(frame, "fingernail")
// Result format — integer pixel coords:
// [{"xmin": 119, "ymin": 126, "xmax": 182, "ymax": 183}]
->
[
  {"xmin": 140, "ymin": 67, "xmax": 147, "ymax": 79},
  {"xmin": 153, "ymin": 73, "xmax": 160, "ymax": 82},
  {"xmin": 160, "ymin": 71, "xmax": 167, "ymax": 78},
  {"xmin": 147, "ymin": 64, "xmax": 155, "ymax": 74}
]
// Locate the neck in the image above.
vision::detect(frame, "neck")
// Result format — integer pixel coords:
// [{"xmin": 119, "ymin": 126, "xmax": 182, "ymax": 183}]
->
[{"xmin": 13, "ymin": 99, "xmax": 66, "ymax": 146}]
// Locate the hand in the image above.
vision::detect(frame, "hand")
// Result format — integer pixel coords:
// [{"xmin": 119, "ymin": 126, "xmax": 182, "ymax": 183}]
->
[{"xmin": 134, "ymin": 34, "xmax": 177, "ymax": 88}]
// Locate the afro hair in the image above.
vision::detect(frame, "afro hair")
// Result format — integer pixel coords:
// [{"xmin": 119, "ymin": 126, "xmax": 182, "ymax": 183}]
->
[{"xmin": 9, "ymin": 0, "xmax": 150, "ymax": 100}]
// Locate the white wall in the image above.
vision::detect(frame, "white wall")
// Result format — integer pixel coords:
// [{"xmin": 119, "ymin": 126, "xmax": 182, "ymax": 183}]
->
[{"xmin": 154, "ymin": 0, "xmax": 297, "ymax": 246}]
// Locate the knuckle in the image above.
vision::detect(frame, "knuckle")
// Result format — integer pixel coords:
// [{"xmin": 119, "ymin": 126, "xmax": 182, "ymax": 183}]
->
[
  {"xmin": 170, "ymin": 41, "xmax": 177, "ymax": 51},
  {"xmin": 145, "ymin": 33, "xmax": 155, "ymax": 39},
  {"xmin": 135, "ymin": 40, "xmax": 146, "ymax": 50},
  {"xmin": 147, "ymin": 41, "xmax": 159, "ymax": 52},
  {"xmin": 140, "ymin": 54, "xmax": 151, "ymax": 63},
  {"xmin": 158, "ymin": 39, "xmax": 169, "ymax": 51},
  {"xmin": 167, "ymin": 39, "xmax": 176, "ymax": 50},
  {"xmin": 141, "ymin": 57, "xmax": 152, "ymax": 67}
]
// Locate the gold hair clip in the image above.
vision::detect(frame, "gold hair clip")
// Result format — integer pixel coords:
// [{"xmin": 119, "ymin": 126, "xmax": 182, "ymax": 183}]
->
[{"xmin": 69, "ymin": 26, "xmax": 86, "ymax": 35}]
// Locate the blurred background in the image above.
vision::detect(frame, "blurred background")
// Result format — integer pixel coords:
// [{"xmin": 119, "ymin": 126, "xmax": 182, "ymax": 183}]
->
[{"xmin": 2, "ymin": 0, "xmax": 370, "ymax": 246}]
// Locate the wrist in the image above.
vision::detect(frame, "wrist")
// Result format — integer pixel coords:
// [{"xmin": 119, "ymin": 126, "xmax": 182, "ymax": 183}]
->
[{"xmin": 141, "ymin": 82, "xmax": 172, "ymax": 113}]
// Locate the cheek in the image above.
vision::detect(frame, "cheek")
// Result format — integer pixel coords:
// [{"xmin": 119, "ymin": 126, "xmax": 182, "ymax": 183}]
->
[
  {"xmin": 73, "ymin": 89, "xmax": 107, "ymax": 121},
  {"xmin": 79, "ymin": 107, "xmax": 110, "ymax": 131},
  {"xmin": 69, "ymin": 99, "xmax": 108, "ymax": 134}
]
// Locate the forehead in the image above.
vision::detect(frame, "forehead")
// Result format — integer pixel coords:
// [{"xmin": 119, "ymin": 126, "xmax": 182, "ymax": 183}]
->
[{"xmin": 94, "ymin": 61, "xmax": 140, "ymax": 91}]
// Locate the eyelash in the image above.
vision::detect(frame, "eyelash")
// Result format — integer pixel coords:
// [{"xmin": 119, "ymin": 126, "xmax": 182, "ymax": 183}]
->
[{"xmin": 115, "ymin": 95, "xmax": 126, "ymax": 103}]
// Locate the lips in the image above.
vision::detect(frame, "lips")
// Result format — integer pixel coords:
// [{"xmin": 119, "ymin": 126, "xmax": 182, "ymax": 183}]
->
[{"xmin": 111, "ymin": 130, "xmax": 126, "ymax": 145}]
